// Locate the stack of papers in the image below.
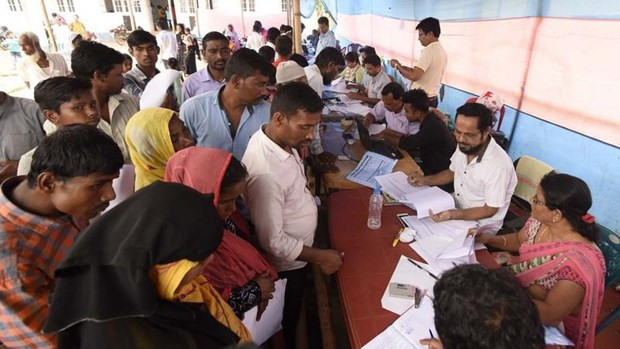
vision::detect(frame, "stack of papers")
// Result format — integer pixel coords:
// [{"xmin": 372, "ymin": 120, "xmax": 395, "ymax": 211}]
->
[
  {"xmin": 346, "ymin": 152, "xmax": 397, "ymax": 188},
  {"xmin": 401, "ymin": 215, "xmax": 477, "ymax": 240},
  {"xmin": 410, "ymin": 231, "xmax": 477, "ymax": 273},
  {"xmin": 381, "ymin": 256, "xmax": 437, "ymax": 315}
]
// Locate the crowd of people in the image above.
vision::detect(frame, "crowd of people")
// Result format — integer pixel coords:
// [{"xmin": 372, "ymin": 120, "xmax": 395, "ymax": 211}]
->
[{"xmin": 0, "ymin": 13, "xmax": 607, "ymax": 349}]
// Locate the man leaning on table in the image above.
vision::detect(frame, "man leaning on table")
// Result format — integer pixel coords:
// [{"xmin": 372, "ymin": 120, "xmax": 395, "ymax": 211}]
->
[
  {"xmin": 409, "ymin": 102, "xmax": 516, "ymax": 233},
  {"xmin": 243, "ymin": 82, "xmax": 343, "ymax": 348}
]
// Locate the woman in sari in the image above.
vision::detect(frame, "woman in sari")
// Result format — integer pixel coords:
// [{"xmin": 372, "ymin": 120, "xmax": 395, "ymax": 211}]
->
[
  {"xmin": 476, "ymin": 172, "xmax": 605, "ymax": 348},
  {"xmin": 43, "ymin": 182, "xmax": 248, "ymax": 348},
  {"xmin": 124, "ymin": 107, "xmax": 194, "ymax": 190},
  {"xmin": 165, "ymin": 147, "xmax": 278, "ymax": 319}
]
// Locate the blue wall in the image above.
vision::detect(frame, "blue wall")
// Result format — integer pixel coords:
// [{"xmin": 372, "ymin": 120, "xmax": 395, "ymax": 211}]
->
[{"xmin": 438, "ymin": 86, "xmax": 620, "ymax": 234}]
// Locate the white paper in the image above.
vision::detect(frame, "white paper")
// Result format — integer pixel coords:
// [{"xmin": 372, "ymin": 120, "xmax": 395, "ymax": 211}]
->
[
  {"xmin": 104, "ymin": 164, "xmax": 135, "ymax": 213},
  {"xmin": 411, "ymin": 231, "xmax": 477, "ymax": 273},
  {"xmin": 324, "ymin": 78, "xmax": 349, "ymax": 94},
  {"xmin": 544, "ymin": 326, "xmax": 574, "ymax": 346},
  {"xmin": 241, "ymin": 278, "xmax": 287, "ymax": 345},
  {"xmin": 368, "ymin": 123, "xmax": 386, "ymax": 135},
  {"xmin": 381, "ymin": 255, "xmax": 437, "ymax": 315},
  {"xmin": 402, "ymin": 187, "xmax": 455, "ymax": 219},
  {"xmin": 375, "ymin": 172, "xmax": 429, "ymax": 202},
  {"xmin": 401, "ymin": 216, "xmax": 477, "ymax": 240},
  {"xmin": 346, "ymin": 151, "xmax": 397, "ymax": 188}
]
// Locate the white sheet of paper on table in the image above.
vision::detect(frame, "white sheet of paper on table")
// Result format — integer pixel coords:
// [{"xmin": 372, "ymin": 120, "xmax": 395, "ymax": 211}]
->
[
  {"xmin": 401, "ymin": 186, "xmax": 455, "ymax": 219},
  {"xmin": 381, "ymin": 255, "xmax": 437, "ymax": 315},
  {"xmin": 368, "ymin": 123, "xmax": 386, "ymax": 135},
  {"xmin": 346, "ymin": 151, "xmax": 397, "ymax": 188},
  {"xmin": 375, "ymin": 171, "xmax": 429, "ymax": 201},
  {"xmin": 241, "ymin": 278, "xmax": 287, "ymax": 345},
  {"xmin": 410, "ymin": 231, "xmax": 477, "ymax": 273},
  {"xmin": 401, "ymin": 215, "xmax": 477, "ymax": 240}
]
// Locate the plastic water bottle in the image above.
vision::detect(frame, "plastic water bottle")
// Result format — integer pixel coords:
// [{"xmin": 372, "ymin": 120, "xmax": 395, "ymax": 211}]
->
[{"xmin": 367, "ymin": 186, "xmax": 383, "ymax": 230}]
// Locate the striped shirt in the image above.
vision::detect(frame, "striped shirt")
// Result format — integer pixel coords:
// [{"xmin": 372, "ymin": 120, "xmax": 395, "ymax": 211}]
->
[{"xmin": 0, "ymin": 177, "xmax": 85, "ymax": 348}]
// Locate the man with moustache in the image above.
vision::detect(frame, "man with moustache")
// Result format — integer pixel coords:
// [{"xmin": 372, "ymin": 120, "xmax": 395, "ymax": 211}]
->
[
  {"xmin": 180, "ymin": 48, "xmax": 272, "ymax": 160},
  {"xmin": 182, "ymin": 31, "xmax": 231, "ymax": 101},
  {"xmin": 409, "ymin": 102, "xmax": 516, "ymax": 234},
  {"xmin": 304, "ymin": 47, "xmax": 344, "ymax": 97},
  {"xmin": 16, "ymin": 32, "xmax": 70, "ymax": 90},
  {"xmin": 242, "ymin": 82, "xmax": 343, "ymax": 348},
  {"xmin": 123, "ymin": 30, "xmax": 160, "ymax": 97}
]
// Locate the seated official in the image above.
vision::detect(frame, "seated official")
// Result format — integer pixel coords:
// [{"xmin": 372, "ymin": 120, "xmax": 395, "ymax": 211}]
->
[
  {"xmin": 409, "ymin": 102, "xmax": 517, "ymax": 233},
  {"xmin": 125, "ymin": 107, "xmax": 195, "ymax": 190},
  {"xmin": 347, "ymin": 54, "xmax": 391, "ymax": 106},
  {"xmin": 363, "ymin": 82, "xmax": 420, "ymax": 135},
  {"xmin": 0, "ymin": 125, "xmax": 123, "ymax": 348},
  {"xmin": 476, "ymin": 172, "xmax": 605, "ymax": 348},
  {"xmin": 419, "ymin": 264, "xmax": 545, "ymax": 349},
  {"xmin": 165, "ymin": 147, "xmax": 278, "ymax": 319},
  {"xmin": 180, "ymin": 48, "xmax": 272, "ymax": 160},
  {"xmin": 43, "ymin": 182, "xmax": 248, "ymax": 348},
  {"xmin": 379, "ymin": 89, "xmax": 455, "ymax": 191}
]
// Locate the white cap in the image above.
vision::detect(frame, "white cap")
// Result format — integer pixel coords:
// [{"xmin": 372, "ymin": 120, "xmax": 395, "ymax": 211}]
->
[
  {"xmin": 276, "ymin": 61, "xmax": 306, "ymax": 85},
  {"xmin": 139, "ymin": 69, "xmax": 182, "ymax": 109}
]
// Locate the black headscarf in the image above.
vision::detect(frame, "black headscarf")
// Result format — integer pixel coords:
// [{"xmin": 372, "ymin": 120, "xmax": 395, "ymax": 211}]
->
[{"xmin": 44, "ymin": 181, "xmax": 238, "ymax": 347}]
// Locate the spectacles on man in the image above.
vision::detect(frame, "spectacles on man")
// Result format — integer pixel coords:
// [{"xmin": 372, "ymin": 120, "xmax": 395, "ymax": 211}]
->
[{"xmin": 453, "ymin": 129, "xmax": 481, "ymax": 141}]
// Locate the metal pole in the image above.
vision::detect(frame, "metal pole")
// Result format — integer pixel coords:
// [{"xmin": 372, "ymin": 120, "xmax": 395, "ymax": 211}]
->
[
  {"xmin": 128, "ymin": 0, "xmax": 137, "ymax": 31},
  {"xmin": 39, "ymin": 0, "xmax": 58, "ymax": 52},
  {"xmin": 292, "ymin": 0, "xmax": 302, "ymax": 54}
]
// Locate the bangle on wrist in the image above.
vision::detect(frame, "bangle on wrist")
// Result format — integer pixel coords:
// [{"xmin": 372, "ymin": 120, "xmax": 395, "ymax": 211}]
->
[{"xmin": 501, "ymin": 235, "xmax": 507, "ymax": 248}]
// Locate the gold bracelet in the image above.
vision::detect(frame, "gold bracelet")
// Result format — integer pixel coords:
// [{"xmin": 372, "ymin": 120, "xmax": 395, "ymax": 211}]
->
[{"xmin": 501, "ymin": 235, "xmax": 507, "ymax": 248}]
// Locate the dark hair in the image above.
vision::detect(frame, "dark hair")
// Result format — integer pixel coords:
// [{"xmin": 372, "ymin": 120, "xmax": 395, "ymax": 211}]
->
[
  {"xmin": 540, "ymin": 172, "xmax": 598, "ymax": 241},
  {"xmin": 434, "ymin": 264, "xmax": 545, "ymax": 349},
  {"xmin": 71, "ymin": 34, "xmax": 82, "ymax": 45},
  {"xmin": 402, "ymin": 89, "xmax": 430, "ymax": 113},
  {"xmin": 71, "ymin": 41, "xmax": 125, "ymax": 79},
  {"xmin": 127, "ymin": 30, "xmax": 157, "ymax": 49},
  {"xmin": 122, "ymin": 53, "xmax": 132, "ymax": 63},
  {"xmin": 271, "ymin": 82, "xmax": 323, "ymax": 118},
  {"xmin": 363, "ymin": 54, "xmax": 381, "ymax": 67},
  {"xmin": 221, "ymin": 156, "xmax": 248, "ymax": 191},
  {"xmin": 289, "ymin": 53, "xmax": 308, "ymax": 67},
  {"xmin": 455, "ymin": 102, "xmax": 493, "ymax": 132},
  {"xmin": 315, "ymin": 47, "xmax": 344, "ymax": 69},
  {"xmin": 359, "ymin": 45, "xmax": 376, "ymax": 56},
  {"xmin": 34, "ymin": 77, "xmax": 93, "ymax": 113},
  {"xmin": 275, "ymin": 35, "xmax": 292, "ymax": 56},
  {"xmin": 267, "ymin": 27, "xmax": 281, "ymax": 42},
  {"xmin": 258, "ymin": 46, "xmax": 275, "ymax": 63},
  {"xmin": 344, "ymin": 51, "xmax": 359, "ymax": 63},
  {"xmin": 381, "ymin": 82, "xmax": 404, "ymax": 100},
  {"xmin": 167, "ymin": 57, "xmax": 180, "ymax": 70},
  {"xmin": 27, "ymin": 124, "xmax": 124, "ymax": 187},
  {"xmin": 176, "ymin": 23, "xmax": 185, "ymax": 32},
  {"xmin": 224, "ymin": 48, "xmax": 274, "ymax": 81},
  {"xmin": 202, "ymin": 31, "xmax": 228, "ymax": 47},
  {"xmin": 252, "ymin": 22, "xmax": 262, "ymax": 33},
  {"xmin": 416, "ymin": 17, "xmax": 441, "ymax": 37},
  {"xmin": 156, "ymin": 19, "xmax": 169, "ymax": 31},
  {"xmin": 318, "ymin": 16, "xmax": 329, "ymax": 26}
]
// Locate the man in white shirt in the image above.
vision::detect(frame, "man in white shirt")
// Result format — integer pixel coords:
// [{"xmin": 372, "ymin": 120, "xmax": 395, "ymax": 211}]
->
[
  {"xmin": 409, "ymin": 102, "xmax": 517, "ymax": 234},
  {"xmin": 17, "ymin": 32, "xmax": 70, "ymax": 91},
  {"xmin": 347, "ymin": 54, "xmax": 391, "ymax": 106},
  {"xmin": 155, "ymin": 20, "xmax": 178, "ymax": 68},
  {"xmin": 363, "ymin": 82, "xmax": 420, "ymax": 135},
  {"xmin": 245, "ymin": 22, "xmax": 265, "ymax": 52},
  {"xmin": 315, "ymin": 16, "xmax": 337, "ymax": 56},
  {"xmin": 390, "ymin": 17, "xmax": 447, "ymax": 108},
  {"xmin": 304, "ymin": 46, "xmax": 345, "ymax": 97},
  {"xmin": 243, "ymin": 82, "xmax": 343, "ymax": 348}
]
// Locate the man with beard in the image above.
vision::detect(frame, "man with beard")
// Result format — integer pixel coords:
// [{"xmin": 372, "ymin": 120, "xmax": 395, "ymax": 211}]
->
[
  {"xmin": 71, "ymin": 41, "xmax": 140, "ymax": 164},
  {"xmin": 16, "ymin": 32, "xmax": 70, "ymax": 90},
  {"xmin": 304, "ymin": 46, "xmax": 344, "ymax": 97},
  {"xmin": 409, "ymin": 102, "xmax": 516, "ymax": 234},
  {"xmin": 123, "ymin": 30, "xmax": 160, "ymax": 97},
  {"xmin": 242, "ymin": 82, "xmax": 343, "ymax": 348},
  {"xmin": 182, "ymin": 32, "xmax": 230, "ymax": 101},
  {"xmin": 180, "ymin": 48, "xmax": 271, "ymax": 160}
]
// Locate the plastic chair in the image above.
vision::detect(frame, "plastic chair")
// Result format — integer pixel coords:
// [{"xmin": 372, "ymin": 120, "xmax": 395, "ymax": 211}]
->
[{"xmin": 596, "ymin": 225, "xmax": 620, "ymax": 334}]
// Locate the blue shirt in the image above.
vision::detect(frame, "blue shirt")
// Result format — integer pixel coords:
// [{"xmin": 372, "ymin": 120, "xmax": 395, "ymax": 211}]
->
[{"xmin": 180, "ymin": 87, "xmax": 271, "ymax": 160}]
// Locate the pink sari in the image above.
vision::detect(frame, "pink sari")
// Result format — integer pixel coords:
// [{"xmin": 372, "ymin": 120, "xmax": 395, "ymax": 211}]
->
[{"xmin": 515, "ymin": 242, "xmax": 605, "ymax": 349}]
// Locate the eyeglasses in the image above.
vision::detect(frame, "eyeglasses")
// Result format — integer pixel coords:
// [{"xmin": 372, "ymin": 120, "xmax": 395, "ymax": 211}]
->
[
  {"xmin": 453, "ymin": 129, "xmax": 481, "ymax": 141},
  {"xmin": 531, "ymin": 196, "xmax": 546, "ymax": 206}
]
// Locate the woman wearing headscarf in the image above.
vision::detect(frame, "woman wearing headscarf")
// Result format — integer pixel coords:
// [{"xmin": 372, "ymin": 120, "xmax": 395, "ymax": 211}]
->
[
  {"xmin": 43, "ymin": 182, "xmax": 250, "ymax": 348},
  {"xmin": 476, "ymin": 173, "xmax": 605, "ymax": 348},
  {"xmin": 165, "ymin": 147, "xmax": 278, "ymax": 319},
  {"xmin": 124, "ymin": 107, "xmax": 195, "ymax": 190}
]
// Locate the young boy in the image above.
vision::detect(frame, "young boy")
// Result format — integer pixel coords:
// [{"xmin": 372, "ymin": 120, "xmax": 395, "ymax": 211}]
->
[
  {"xmin": 17, "ymin": 77, "xmax": 100, "ymax": 175},
  {"xmin": 340, "ymin": 51, "xmax": 364, "ymax": 85},
  {"xmin": 0, "ymin": 124, "xmax": 123, "ymax": 348}
]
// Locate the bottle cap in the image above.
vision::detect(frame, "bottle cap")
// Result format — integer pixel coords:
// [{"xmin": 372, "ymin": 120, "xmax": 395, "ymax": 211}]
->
[{"xmin": 373, "ymin": 185, "xmax": 381, "ymax": 195}]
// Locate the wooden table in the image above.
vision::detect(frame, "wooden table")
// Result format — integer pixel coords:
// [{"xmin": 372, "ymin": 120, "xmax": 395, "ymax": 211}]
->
[
  {"xmin": 328, "ymin": 188, "xmax": 498, "ymax": 348},
  {"xmin": 320, "ymin": 122, "xmax": 420, "ymax": 190}
]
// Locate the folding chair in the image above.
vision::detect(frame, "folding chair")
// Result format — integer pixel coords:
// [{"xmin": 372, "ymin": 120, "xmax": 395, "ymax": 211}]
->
[{"xmin": 596, "ymin": 225, "xmax": 620, "ymax": 334}]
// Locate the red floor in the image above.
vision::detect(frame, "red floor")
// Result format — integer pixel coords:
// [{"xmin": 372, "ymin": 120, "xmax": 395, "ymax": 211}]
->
[{"xmin": 595, "ymin": 286, "xmax": 620, "ymax": 348}]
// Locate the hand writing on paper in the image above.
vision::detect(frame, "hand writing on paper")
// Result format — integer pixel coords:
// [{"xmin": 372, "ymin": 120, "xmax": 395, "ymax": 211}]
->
[
  {"xmin": 318, "ymin": 249, "xmax": 343, "ymax": 275},
  {"xmin": 419, "ymin": 338, "xmax": 444, "ymax": 349},
  {"xmin": 429, "ymin": 209, "xmax": 452, "ymax": 222},
  {"xmin": 408, "ymin": 171, "xmax": 428, "ymax": 187},
  {"xmin": 253, "ymin": 272, "xmax": 275, "ymax": 301}
]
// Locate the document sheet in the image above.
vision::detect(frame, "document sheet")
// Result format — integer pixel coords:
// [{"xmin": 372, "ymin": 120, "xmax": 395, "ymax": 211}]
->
[{"xmin": 346, "ymin": 151, "xmax": 397, "ymax": 188}]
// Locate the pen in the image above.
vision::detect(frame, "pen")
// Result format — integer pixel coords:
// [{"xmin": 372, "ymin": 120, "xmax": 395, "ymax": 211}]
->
[
  {"xmin": 392, "ymin": 228, "xmax": 404, "ymax": 247},
  {"xmin": 407, "ymin": 258, "xmax": 439, "ymax": 280},
  {"xmin": 414, "ymin": 287, "xmax": 421, "ymax": 308},
  {"xmin": 429, "ymin": 329, "xmax": 435, "ymax": 339}
]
